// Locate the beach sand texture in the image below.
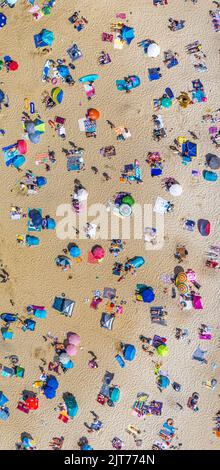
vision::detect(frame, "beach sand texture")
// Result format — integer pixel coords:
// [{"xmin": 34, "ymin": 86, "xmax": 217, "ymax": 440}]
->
[{"xmin": 0, "ymin": 0, "xmax": 220, "ymax": 450}]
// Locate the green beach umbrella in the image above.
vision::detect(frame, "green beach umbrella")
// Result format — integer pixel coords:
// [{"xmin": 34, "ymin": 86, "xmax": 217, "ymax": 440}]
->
[{"xmin": 157, "ymin": 344, "xmax": 169, "ymax": 357}]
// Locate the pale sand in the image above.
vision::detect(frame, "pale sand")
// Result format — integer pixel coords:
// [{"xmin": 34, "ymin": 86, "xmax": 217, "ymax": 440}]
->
[{"xmin": 0, "ymin": 0, "xmax": 220, "ymax": 450}]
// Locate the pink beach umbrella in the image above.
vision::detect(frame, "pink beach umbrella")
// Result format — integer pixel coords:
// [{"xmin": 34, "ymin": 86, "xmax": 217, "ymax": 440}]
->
[
  {"xmin": 66, "ymin": 344, "xmax": 77, "ymax": 356},
  {"xmin": 186, "ymin": 269, "xmax": 196, "ymax": 282},
  {"xmin": 67, "ymin": 332, "xmax": 81, "ymax": 346},
  {"xmin": 91, "ymin": 245, "xmax": 105, "ymax": 260}
]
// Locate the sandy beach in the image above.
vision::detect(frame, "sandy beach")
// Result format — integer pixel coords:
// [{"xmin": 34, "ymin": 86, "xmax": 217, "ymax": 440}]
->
[{"xmin": 0, "ymin": 0, "xmax": 220, "ymax": 451}]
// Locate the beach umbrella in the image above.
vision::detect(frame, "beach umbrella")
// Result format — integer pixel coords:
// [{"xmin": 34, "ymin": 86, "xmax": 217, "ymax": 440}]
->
[
  {"xmin": 123, "ymin": 344, "xmax": 136, "ymax": 361},
  {"xmin": 158, "ymin": 375, "xmax": 170, "ymax": 389},
  {"xmin": 66, "ymin": 344, "xmax": 77, "ymax": 356},
  {"xmin": 206, "ymin": 154, "xmax": 220, "ymax": 170},
  {"xmin": 69, "ymin": 246, "xmax": 81, "ymax": 258},
  {"xmin": 119, "ymin": 203, "xmax": 132, "ymax": 217},
  {"xmin": 161, "ymin": 97, "xmax": 172, "ymax": 108},
  {"xmin": 176, "ymin": 272, "xmax": 187, "ymax": 284},
  {"xmin": 44, "ymin": 386, "xmax": 56, "ymax": 399},
  {"xmin": 47, "ymin": 376, "xmax": 59, "ymax": 390},
  {"xmin": 17, "ymin": 140, "xmax": 27, "ymax": 155},
  {"xmin": 0, "ymin": 13, "xmax": 7, "ymax": 29},
  {"xmin": 34, "ymin": 118, "xmax": 45, "ymax": 134},
  {"xmin": 0, "ymin": 89, "xmax": 5, "ymax": 103},
  {"xmin": 169, "ymin": 183, "xmax": 183, "ymax": 196},
  {"xmin": 59, "ymin": 352, "xmax": 70, "ymax": 365},
  {"xmin": 25, "ymin": 397, "xmax": 39, "ymax": 410},
  {"xmin": 29, "ymin": 132, "xmax": 41, "ymax": 144},
  {"xmin": 141, "ymin": 288, "xmax": 155, "ymax": 303},
  {"xmin": 186, "ymin": 269, "xmax": 197, "ymax": 282},
  {"xmin": 9, "ymin": 61, "xmax": 18, "ymax": 71},
  {"xmin": 26, "ymin": 122, "xmax": 35, "ymax": 134},
  {"xmin": 51, "ymin": 87, "xmax": 63, "ymax": 105},
  {"xmin": 92, "ymin": 245, "xmax": 105, "ymax": 260},
  {"xmin": 177, "ymin": 282, "xmax": 189, "ymax": 295},
  {"xmin": 147, "ymin": 43, "xmax": 160, "ymax": 58},
  {"xmin": 157, "ymin": 344, "xmax": 169, "ymax": 357},
  {"xmin": 76, "ymin": 188, "xmax": 88, "ymax": 201},
  {"xmin": 198, "ymin": 219, "xmax": 210, "ymax": 236},
  {"xmin": 36, "ymin": 176, "xmax": 47, "ymax": 187},
  {"xmin": 12, "ymin": 155, "xmax": 25, "ymax": 169},
  {"xmin": 121, "ymin": 195, "xmax": 135, "ymax": 206},
  {"xmin": 88, "ymin": 108, "xmax": 100, "ymax": 120},
  {"xmin": 67, "ymin": 333, "xmax": 80, "ymax": 346}
]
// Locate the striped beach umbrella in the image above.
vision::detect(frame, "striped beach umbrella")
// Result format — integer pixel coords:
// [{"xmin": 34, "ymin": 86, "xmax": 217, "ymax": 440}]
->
[
  {"xmin": 176, "ymin": 272, "xmax": 187, "ymax": 284},
  {"xmin": 51, "ymin": 87, "xmax": 63, "ymax": 105},
  {"xmin": 177, "ymin": 282, "xmax": 189, "ymax": 295}
]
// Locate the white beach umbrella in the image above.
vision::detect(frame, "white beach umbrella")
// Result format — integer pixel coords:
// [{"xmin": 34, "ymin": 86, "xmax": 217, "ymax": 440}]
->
[
  {"xmin": 169, "ymin": 183, "xmax": 183, "ymax": 196},
  {"xmin": 147, "ymin": 43, "xmax": 160, "ymax": 58},
  {"xmin": 75, "ymin": 188, "xmax": 88, "ymax": 201}
]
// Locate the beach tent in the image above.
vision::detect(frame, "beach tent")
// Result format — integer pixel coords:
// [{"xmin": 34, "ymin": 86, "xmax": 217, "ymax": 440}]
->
[
  {"xmin": 63, "ymin": 393, "xmax": 78, "ymax": 418},
  {"xmin": 1, "ymin": 327, "xmax": 13, "ymax": 340},
  {"xmin": 14, "ymin": 366, "xmax": 25, "ymax": 378},
  {"xmin": 34, "ymin": 29, "xmax": 54, "ymax": 48},
  {"xmin": 121, "ymin": 25, "xmax": 135, "ymax": 45},
  {"xmin": 0, "ymin": 13, "xmax": 7, "ymax": 29},
  {"xmin": 24, "ymin": 319, "xmax": 36, "ymax": 331},
  {"xmin": 0, "ymin": 392, "xmax": 9, "ymax": 407},
  {"xmin": 52, "ymin": 296, "xmax": 75, "ymax": 317},
  {"xmin": 0, "ymin": 407, "xmax": 10, "ymax": 420},
  {"xmin": 100, "ymin": 313, "xmax": 114, "ymax": 330}
]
